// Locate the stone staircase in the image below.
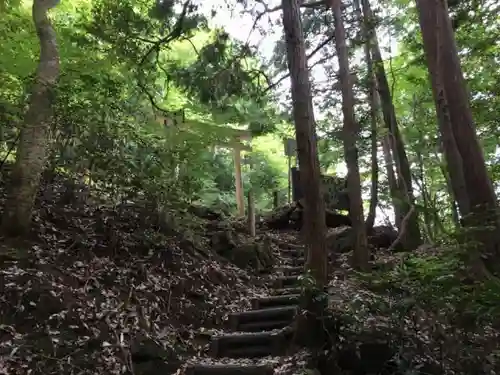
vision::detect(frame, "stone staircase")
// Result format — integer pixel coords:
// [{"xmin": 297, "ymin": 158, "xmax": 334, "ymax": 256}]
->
[{"xmin": 184, "ymin": 245, "xmax": 314, "ymax": 375}]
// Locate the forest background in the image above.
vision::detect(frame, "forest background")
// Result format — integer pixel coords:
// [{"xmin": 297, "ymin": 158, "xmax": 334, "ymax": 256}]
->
[{"xmin": 0, "ymin": 1, "xmax": 499, "ymax": 232}]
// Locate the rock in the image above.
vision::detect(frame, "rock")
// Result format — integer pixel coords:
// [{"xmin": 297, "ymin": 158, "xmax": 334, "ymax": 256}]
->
[
  {"xmin": 265, "ymin": 203, "xmax": 298, "ymax": 230},
  {"xmin": 229, "ymin": 240, "xmax": 274, "ymax": 271},
  {"xmin": 334, "ymin": 342, "xmax": 395, "ymax": 375},
  {"xmin": 325, "ymin": 210, "xmax": 352, "ymax": 228},
  {"xmin": 210, "ymin": 231, "xmax": 237, "ymax": 256},
  {"xmin": 367, "ymin": 225, "xmax": 404, "ymax": 251},
  {"xmin": 264, "ymin": 201, "xmax": 351, "ymax": 231},
  {"xmin": 325, "ymin": 225, "xmax": 405, "ymax": 254},
  {"xmin": 326, "ymin": 226, "xmax": 353, "ymax": 253},
  {"xmin": 210, "ymin": 231, "xmax": 274, "ymax": 271},
  {"xmin": 358, "ymin": 342, "xmax": 395, "ymax": 374},
  {"xmin": 325, "ymin": 225, "xmax": 407, "ymax": 254},
  {"xmin": 131, "ymin": 334, "xmax": 181, "ymax": 375},
  {"xmin": 180, "ymin": 233, "xmax": 210, "ymax": 258},
  {"xmin": 188, "ymin": 204, "xmax": 224, "ymax": 221},
  {"xmin": 295, "ymin": 200, "xmax": 351, "ymax": 230}
]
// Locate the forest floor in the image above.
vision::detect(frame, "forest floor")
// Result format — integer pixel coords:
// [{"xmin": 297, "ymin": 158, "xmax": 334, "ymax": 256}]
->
[{"xmin": 0, "ymin": 173, "xmax": 498, "ymax": 375}]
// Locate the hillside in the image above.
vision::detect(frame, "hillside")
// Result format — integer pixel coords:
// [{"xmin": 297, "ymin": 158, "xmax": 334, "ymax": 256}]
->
[
  {"xmin": 1, "ymin": 0, "xmax": 500, "ymax": 374},
  {"xmin": 1, "ymin": 171, "xmax": 498, "ymax": 375}
]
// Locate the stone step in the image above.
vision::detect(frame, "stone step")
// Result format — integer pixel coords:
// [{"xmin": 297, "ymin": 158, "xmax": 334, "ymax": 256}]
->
[
  {"xmin": 277, "ymin": 243, "xmax": 303, "ymax": 251},
  {"xmin": 272, "ymin": 287, "xmax": 302, "ymax": 295},
  {"xmin": 258, "ymin": 268, "xmax": 274, "ymax": 276},
  {"xmin": 283, "ymin": 253, "xmax": 336, "ymax": 266},
  {"xmin": 273, "ymin": 276, "xmax": 300, "ymax": 289},
  {"xmin": 215, "ymin": 345, "xmax": 282, "ymax": 358},
  {"xmin": 227, "ymin": 306, "xmax": 297, "ymax": 330},
  {"xmin": 185, "ymin": 364, "xmax": 274, "ymax": 375},
  {"xmin": 278, "ymin": 266, "xmax": 304, "ymax": 276},
  {"xmin": 251, "ymin": 294, "xmax": 301, "ymax": 310},
  {"xmin": 209, "ymin": 329, "xmax": 293, "ymax": 358},
  {"xmin": 279, "ymin": 249, "xmax": 303, "ymax": 257},
  {"xmin": 289, "ymin": 257, "xmax": 305, "ymax": 266},
  {"xmin": 237, "ymin": 319, "xmax": 291, "ymax": 332}
]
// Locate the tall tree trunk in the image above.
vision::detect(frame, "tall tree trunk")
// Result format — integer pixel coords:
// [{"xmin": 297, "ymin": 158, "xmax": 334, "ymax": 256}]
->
[
  {"xmin": 355, "ymin": 0, "xmax": 379, "ymax": 233},
  {"xmin": 281, "ymin": 0, "xmax": 328, "ymax": 347},
  {"xmin": 415, "ymin": 0, "xmax": 500, "ymax": 276},
  {"xmin": 414, "ymin": 145, "xmax": 434, "ymax": 241},
  {"xmin": 329, "ymin": 0, "xmax": 369, "ymax": 271},
  {"xmin": 381, "ymin": 134, "xmax": 401, "ymax": 228},
  {"xmin": 419, "ymin": 39, "xmax": 470, "ymax": 220},
  {"xmin": 412, "ymin": 97, "xmax": 434, "ymax": 241},
  {"xmin": 1, "ymin": 0, "xmax": 60, "ymax": 238},
  {"xmin": 436, "ymin": 151, "xmax": 461, "ymax": 228},
  {"xmin": 365, "ymin": 76, "xmax": 379, "ymax": 234},
  {"xmin": 361, "ymin": 0, "xmax": 421, "ymax": 250}
]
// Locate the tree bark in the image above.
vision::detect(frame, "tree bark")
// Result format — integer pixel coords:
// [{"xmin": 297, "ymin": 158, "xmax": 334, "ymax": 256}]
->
[
  {"xmin": 329, "ymin": 0, "xmax": 369, "ymax": 271},
  {"xmin": 417, "ymin": 27, "xmax": 470, "ymax": 219},
  {"xmin": 415, "ymin": 0, "xmax": 500, "ymax": 275},
  {"xmin": 1, "ymin": 0, "xmax": 60, "ymax": 238},
  {"xmin": 435, "ymin": 150, "xmax": 461, "ymax": 228},
  {"xmin": 356, "ymin": 0, "xmax": 379, "ymax": 233},
  {"xmin": 282, "ymin": 0, "xmax": 327, "ymax": 286},
  {"xmin": 282, "ymin": 0, "xmax": 327, "ymax": 348},
  {"xmin": 282, "ymin": 0, "xmax": 328, "ymax": 348},
  {"xmin": 381, "ymin": 133, "xmax": 401, "ymax": 228},
  {"xmin": 361, "ymin": 0, "xmax": 421, "ymax": 250},
  {"xmin": 414, "ymin": 144, "xmax": 434, "ymax": 241}
]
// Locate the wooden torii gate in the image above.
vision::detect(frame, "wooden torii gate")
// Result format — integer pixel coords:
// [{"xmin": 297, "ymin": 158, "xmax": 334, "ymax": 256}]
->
[
  {"xmin": 155, "ymin": 110, "xmax": 252, "ymax": 217},
  {"xmin": 228, "ymin": 130, "xmax": 252, "ymax": 217}
]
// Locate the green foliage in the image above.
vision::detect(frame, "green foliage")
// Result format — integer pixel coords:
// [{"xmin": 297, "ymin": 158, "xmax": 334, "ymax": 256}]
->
[
  {"xmin": 1, "ymin": 0, "xmax": 498, "ymax": 227},
  {"xmin": 0, "ymin": 0, "xmax": 288, "ymax": 216},
  {"xmin": 368, "ymin": 247, "xmax": 500, "ymax": 321}
]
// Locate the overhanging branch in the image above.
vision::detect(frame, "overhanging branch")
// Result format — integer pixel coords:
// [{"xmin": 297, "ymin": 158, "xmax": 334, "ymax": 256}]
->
[{"xmin": 264, "ymin": 34, "xmax": 335, "ymax": 92}]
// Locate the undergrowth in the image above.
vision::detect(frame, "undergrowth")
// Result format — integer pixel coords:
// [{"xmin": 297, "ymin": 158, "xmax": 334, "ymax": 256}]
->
[{"xmin": 352, "ymin": 243, "xmax": 500, "ymax": 374}]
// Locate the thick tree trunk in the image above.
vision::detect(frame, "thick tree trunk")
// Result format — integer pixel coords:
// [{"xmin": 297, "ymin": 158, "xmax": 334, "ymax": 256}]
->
[
  {"xmin": 415, "ymin": 0, "xmax": 500, "ymax": 275},
  {"xmin": 1, "ymin": 0, "xmax": 60, "ymax": 238},
  {"xmin": 361, "ymin": 0, "xmax": 421, "ymax": 250},
  {"xmin": 329, "ymin": 0, "xmax": 369, "ymax": 271},
  {"xmin": 281, "ymin": 0, "xmax": 328, "ymax": 348},
  {"xmin": 419, "ymin": 34, "xmax": 470, "ymax": 219},
  {"xmin": 282, "ymin": 0, "xmax": 327, "ymax": 286}
]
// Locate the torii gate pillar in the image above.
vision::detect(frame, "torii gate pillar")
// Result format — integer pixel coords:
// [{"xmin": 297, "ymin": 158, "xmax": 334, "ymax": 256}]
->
[
  {"xmin": 231, "ymin": 131, "xmax": 252, "ymax": 217},
  {"xmin": 233, "ymin": 145, "xmax": 245, "ymax": 216}
]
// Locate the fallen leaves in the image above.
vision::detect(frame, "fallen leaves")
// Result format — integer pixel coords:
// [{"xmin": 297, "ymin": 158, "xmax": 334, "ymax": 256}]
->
[
  {"xmin": 0, "ymin": 175, "xmax": 498, "ymax": 375},
  {"xmin": 0, "ymin": 178, "xmax": 262, "ymax": 374}
]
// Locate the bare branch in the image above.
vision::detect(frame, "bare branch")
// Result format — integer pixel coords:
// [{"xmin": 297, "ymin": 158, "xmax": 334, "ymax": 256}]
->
[
  {"xmin": 264, "ymin": 34, "xmax": 335, "ymax": 92},
  {"xmin": 244, "ymin": 0, "xmax": 327, "ymax": 49}
]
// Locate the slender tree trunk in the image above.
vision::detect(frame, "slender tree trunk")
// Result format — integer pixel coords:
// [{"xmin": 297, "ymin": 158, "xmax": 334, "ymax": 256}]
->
[
  {"xmin": 414, "ymin": 146, "xmax": 434, "ymax": 241},
  {"xmin": 434, "ymin": 146, "xmax": 460, "ymax": 229},
  {"xmin": 361, "ymin": 0, "xmax": 421, "ymax": 249},
  {"xmin": 355, "ymin": 0, "xmax": 379, "ymax": 233},
  {"xmin": 281, "ymin": 0, "xmax": 328, "ymax": 347},
  {"xmin": 365, "ymin": 81, "xmax": 379, "ymax": 234},
  {"xmin": 411, "ymin": 97, "xmax": 435, "ymax": 241},
  {"xmin": 415, "ymin": 0, "xmax": 500, "ymax": 276},
  {"xmin": 1, "ymin": 0, "xmax": 60, "ymax": 238},
  {"xmin": 329, "ymin": 0, "xmax": 369, "ymax": 271},
  {"xmin": 381, "ymin": 134, "xmax": 401, "ymax": 228},
  {"xmin": 435, "ymin": 150, "xmax": 461, "ymax": 228}
]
